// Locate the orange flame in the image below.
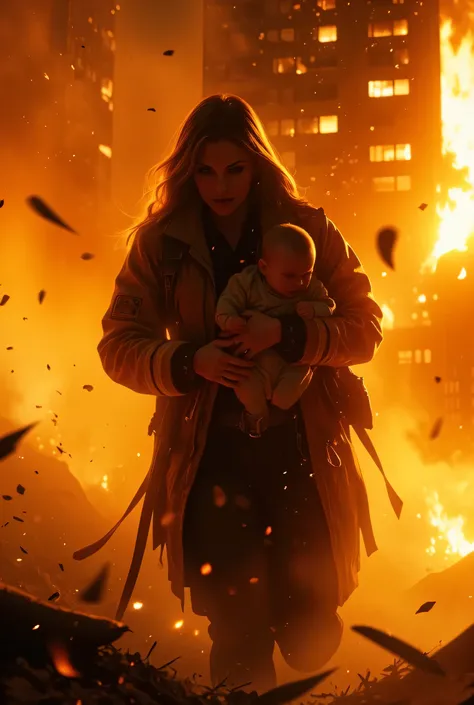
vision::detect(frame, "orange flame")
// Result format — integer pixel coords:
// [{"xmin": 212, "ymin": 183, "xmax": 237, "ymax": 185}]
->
[
  {"xmin": 427, "ymin": 19, "xmax": 474, "ymax": 269},
  {"xmin": 48, "ymin": 642, "xmax": 81, "ymax": 678}
]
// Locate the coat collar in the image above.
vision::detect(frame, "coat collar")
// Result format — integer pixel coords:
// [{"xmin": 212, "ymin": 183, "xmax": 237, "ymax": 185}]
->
[{"xmin": 163, "ymin": 195, "xmax": 299, "ymax": 279}]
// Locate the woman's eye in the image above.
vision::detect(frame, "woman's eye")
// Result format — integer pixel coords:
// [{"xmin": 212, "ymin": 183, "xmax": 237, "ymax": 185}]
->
[
  {"xmin": 197, "ymin": 167, "xmax": 212, "ymax": 175},
  {"xmin": 228, "ymin": 166, "xmax": 244, "ymax": 174}
]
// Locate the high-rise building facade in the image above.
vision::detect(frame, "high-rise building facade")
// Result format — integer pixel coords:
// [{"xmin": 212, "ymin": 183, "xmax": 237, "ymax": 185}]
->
[{"xmin": 204, "ymin": 0, "xmax": 442, "ymax": 295}]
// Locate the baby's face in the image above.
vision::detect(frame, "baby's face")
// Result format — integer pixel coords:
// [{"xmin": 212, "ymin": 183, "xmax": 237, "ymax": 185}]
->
[{"xmin": 259, "ymin": 247, "xmax": 315, "ymax": 298}]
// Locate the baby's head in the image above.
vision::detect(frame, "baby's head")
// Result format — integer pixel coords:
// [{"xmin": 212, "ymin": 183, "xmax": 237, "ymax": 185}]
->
[{"xmin": 258, "ymin": 223, "xmax": 315, "ymax": 298}]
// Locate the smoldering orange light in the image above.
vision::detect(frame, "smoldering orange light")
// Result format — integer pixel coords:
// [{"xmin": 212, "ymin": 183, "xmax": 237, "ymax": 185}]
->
[
  {"xmin": 48, "ymin": 642, "xmax": 81, "ymax": 678},
  {"xmin": 200, "ymin": 563, "xmax": 212, "ymax": 575},
  {"xmin": 174, "ymin": 620, "xmax": 184, "ymax": 629}
]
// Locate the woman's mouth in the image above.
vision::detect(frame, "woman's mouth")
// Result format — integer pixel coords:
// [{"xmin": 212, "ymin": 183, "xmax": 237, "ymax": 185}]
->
[{"xmin": 213, "ymin": 198, "xmax": 235, "ymax": 204}]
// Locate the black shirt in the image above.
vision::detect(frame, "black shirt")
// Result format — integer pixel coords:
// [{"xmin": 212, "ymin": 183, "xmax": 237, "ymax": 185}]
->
[{"xmin": 169, "ymin": 205, "xmax": 308, "ymax": 397}]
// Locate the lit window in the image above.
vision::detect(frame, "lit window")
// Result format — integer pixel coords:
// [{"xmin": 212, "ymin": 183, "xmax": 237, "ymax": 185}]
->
[
  {"xmin": 296, "ymin": 57, "xmax": 308, "ymax": 74},
  {"xmin": 370, "ymin": 143, "xmax": 411, "ymax": 161},
  {"xmin": 266, "ymin": 120, "xmax": 279, "ymax": 136},
  {"xmin": 369, "ymin": 22, "xmax": 392, "ymax": 38},
  {"xmin": 281, "ymin": 151, "xmax": 296, "ymax": 170},
  {"xmin": 317, "ymin": 0, "xmax": 336, "ymax": 8},
  {"xmin": 368, "ymin": 80, "xmax": 394, "ymax": 97},
  {"xmin": 368, "ymin": 79, "xmax": 409, "ymax": 97},
  {"xmin": 397, "ymin": 175, "xmax": 411, "ymax": 190},
  {"xmin": 373, "ymin": 176, "xmax": 395, "ymax": 192},
  {"xmin": 394, "ymin": 48, "xmax": 410, "ymax": 65},
  {"xmin": 297, "ymin": 117, "xmax": 319, "ymax": 134},
  {"xmin": 318, "ymin": 25, "xmax": 337, "ymax": 42},
  {"xmin": 273, "ymin": 57, "xmax": 295, "ymax": 73},
  {"xmin": 414, "ymin": 349, "xmax": 422, "ymax": 364},
  {"xmin": 394, "ymin": 19, "xmax": 408, "ymax": 35},
  {"xmin": 394, "ymin": 78, "xmax": 410, "ymax": 95},
  {"xmin": 398, "ymin": 350, "xmax": 412, "ymax": 365},
  {"xmin": 267, "ymin": 29, "xmax": 279, "ymax": 42},
  {"xmin": 280, "ymin": 119, "xmax": 296, "ymax": 136},
  {"xmin": 393, "ymin": 0, "xmax": 405, "ymax": 4},
  {"xmin": 281, "ymin": 28, "xmax": 295, "ymax": 41},
  {"xmin": 395, "ymin": 143, "xmax": 411, "ymax": 160},
  {"xmin": 267, "ymin": 88, "xmax": 279, "ymax": 103},
  {"xmin": 319, "ymin": 115, "xmax": 338, "ymax": 133},
  {"xmin": 280, "ymin": 0, "xmax": 291, "ymax": 12},
  {"xmin": 424, "ymin": 349, "xmax": 432, "ymax": 364}
]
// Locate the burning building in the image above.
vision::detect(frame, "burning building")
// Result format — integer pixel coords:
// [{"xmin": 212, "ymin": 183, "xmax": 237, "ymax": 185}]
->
[{"xmin": 203, "ymin": 0, "xmax": 442, "ymax": 278}]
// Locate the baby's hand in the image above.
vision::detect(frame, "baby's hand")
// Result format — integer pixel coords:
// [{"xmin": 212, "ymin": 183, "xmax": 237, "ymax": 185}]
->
[
  {"xmin": 225, "ymin": 316, "xmax": 248, "ymax": 332},
  {"xmin": 296, "ymin": 301, "xmax": 315, "ymax": 320}
]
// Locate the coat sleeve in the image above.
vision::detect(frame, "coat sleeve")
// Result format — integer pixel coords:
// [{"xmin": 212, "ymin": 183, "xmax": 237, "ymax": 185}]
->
[
  {"xmin": 300, "ymin": 213, "xmax": 383, "ymax": 367},
  {"xmin": 97, "ymin": 224, "xmax": 200, "ymax": 396}
]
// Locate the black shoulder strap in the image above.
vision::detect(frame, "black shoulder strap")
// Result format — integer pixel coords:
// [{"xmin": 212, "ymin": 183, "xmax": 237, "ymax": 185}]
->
[{"xmin": 160, "ymin": 235, "xmax": 189, "ymax": 330}]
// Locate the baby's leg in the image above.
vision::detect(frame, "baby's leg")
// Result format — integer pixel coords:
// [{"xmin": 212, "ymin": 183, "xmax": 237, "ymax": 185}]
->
[
  {"xmin": 271, "ymin": 365, "xmax": 314, "ymax": 410},
  {"xmin": 234, "ymin": 367, "xmax": 270, "ymax": 418}
]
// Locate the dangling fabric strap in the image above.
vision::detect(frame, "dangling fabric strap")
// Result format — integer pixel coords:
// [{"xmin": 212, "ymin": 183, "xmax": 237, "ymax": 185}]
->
[{"xmin": 352, "ymin": 425, "xmax": 403, "ymax": 519}]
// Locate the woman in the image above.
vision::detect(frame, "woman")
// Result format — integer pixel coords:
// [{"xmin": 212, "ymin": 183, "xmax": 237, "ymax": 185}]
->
[{"xmin": 74, "ymin": 94, "xmax": 383, "ymax": 692}]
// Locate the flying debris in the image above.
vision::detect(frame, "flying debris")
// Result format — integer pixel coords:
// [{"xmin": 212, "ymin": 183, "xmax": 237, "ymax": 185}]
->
[
  {"xmin": 83, "ymin": 385, "xmax": 94, "ymax": 392},
  {"xmin": 0, "ymin": 423, "xmax": 38, "ymax": 461},
  {"xmin": 147, "ymin": 108, "xmax": 156, "ymax": 112},
  {"xmin": 258, "ymin": 669, "xmax": 337, "ymax": 705},
  {"xmin": 79, "ymin": 563, "xmax": 110, "ymax": 603},
  {"xmin": 418, "ymin": 203, "xmax": 428, "ymax": 211},
  {"xmin": 429, "ymin": 417, "xmax": 443, "ymax": 439},
  {"xmin": 0, "ymin": 199, "xmax": 4, "ymax": 208},
  {"xmin": 80, "ymin": 252, "xmax": 94, "ymax": 260},
  {"xmin": 38, "ymin": 290, "xmax": 46, "ymax": 304},
  {"xmin": 163, "ymin": 49, "xmax": 174, "ymax": 56},
  {"xmin": 26, "ymin": 196, "xmax": 77, "ymax": 234},
  {"xmin": 416, "ymin": 601, "xmax": 436, "ymax": 614},
  {"xmin": 376, "ymin": 227, "xmax": 398, "ymax": 270},
  {"xmin": 0, "ymin": 294, "xmax": 10, "ymax": 306},
  {"xmin": 434, "ymin": 376, "xmax": 442, "ymax": 383}
]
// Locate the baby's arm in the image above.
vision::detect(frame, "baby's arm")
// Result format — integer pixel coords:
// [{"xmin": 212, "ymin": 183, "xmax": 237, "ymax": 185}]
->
[
  {"xmin": 296, "ymin": 278, "xmax": 336, "ymax": 319},
  {"xmin": 215, "ymin": 272, "xmax": 249, "ymax": 331}
]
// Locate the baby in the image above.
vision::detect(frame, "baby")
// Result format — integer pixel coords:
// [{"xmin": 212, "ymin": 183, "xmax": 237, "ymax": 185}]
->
[{"xmin": 215, "ymin": 223, "xmax": 335, "ymax": 433}]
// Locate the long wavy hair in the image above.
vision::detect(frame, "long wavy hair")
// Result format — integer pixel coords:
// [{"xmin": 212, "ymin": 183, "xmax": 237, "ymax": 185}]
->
[{"xmin": 126, "ymin": 94, "xmax": 309, "ymax": 245}]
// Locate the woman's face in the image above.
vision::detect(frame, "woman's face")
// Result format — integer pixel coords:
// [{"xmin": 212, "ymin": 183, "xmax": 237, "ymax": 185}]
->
[{"xmin": 193, "ymin": 140, "xmax": 254, "ymax": 216}]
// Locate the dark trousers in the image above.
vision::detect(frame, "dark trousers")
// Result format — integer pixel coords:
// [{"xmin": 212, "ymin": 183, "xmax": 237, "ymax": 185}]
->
[{"xmin": 182, "ymin": 411, "xmax": 342, "ymax": 693}]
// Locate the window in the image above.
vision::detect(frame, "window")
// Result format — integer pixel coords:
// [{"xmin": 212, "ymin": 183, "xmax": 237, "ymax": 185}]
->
[
  {"xmin": 319, "ymin": 114, "xmax": 338, "ymax": 133},
  {"xmin": 398, "ymin": 350, "xmax": 412, "ymax": 364},
  {"xmin": 273, "ymin": 56, "xmax": 295, "ymax": 73},
  {"xmin": 372, "ymin": 175, "xmax": 412, "ymax": 191},
  {"xmin": 368, "ymin": 78, "xmax": 410, "ymax": 96},
  {"xmin": 281, "ymin": 87, "xmax": 295, "ymax": 102},
  {"xmin": 318, "ymin": 25, "xmax": 337, "ymax": 42},
  {"xmin": 297, "ymin": 117, "xmax": 319, "ymax": 134},
  {"xmin": 394, "ymin": 48, "xmax": 410, "ymax": 65},
  {"xmin": 281, "ymin": 28, "xmax": 295, "ymax": 41},
  {"xmin": 267, "ymin": 29, "xmax": 280, "ymax": 42},
  {"xmin": 281, "ymin": 151, "xmax": 296, "ymax": 170},
  {"xmin": 414, "ymin": 350, "xmax": 422, "ymax": 364},
  {"xmin": 368, "ymin": 19, "xmax": 408, "ymax": 37},
  {"xmin": 266, "ymin": 120, "xmax": 279, "ymax": 136},
  {"xmin": 394, "ymin": 78, "xmax": 409, "ymax": 94},
  {"xmin": 267, "ymin": 88, "xmax": 279, "ymax": 103},
  {"xmin": 281, "ymin": 118, "xmax": 296, "ymax": 136},
  {"xmin": 317, "ymin": 0, "xmax": 336, "ymax": 7},
  {"xmin": 368, "ymin": 46, "xmax": 410, "ymax": 67},
  {"xmin": 280, "ymin": 0, "xmax": 292, "ymax": 11},
  {"xmin": 370, "ymin": 143, "xmax": 411, "ymax": 161},
  {"xmin": 424, "ymin": 349, "xmax": 432, "ymax": 364}
]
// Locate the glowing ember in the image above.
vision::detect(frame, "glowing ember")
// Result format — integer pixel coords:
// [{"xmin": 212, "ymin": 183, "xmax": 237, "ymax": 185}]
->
[
  {"xmin": 174, "ymin": 620, "xmax": 184, "ymax": 629},
  {"xmin": 100, "ymin": 474, "xmax": 109, "ymax": 490},
  {"xmin": 265, "ymin": 525, "xmax": 272, "ymax": 535},
  {"xmin": 380, "ymin": 303, "xmax": 395, "ymax": 330},
  {"xmin": 428, "ymin": 19, "xmax": 474, "ymax": 268},
  {"xmin": 200, "ymin": 563, "xmax": 212, "ymax": 575},
  {"xmin": 48, "ymin": 642, "xmax": 81, "ymax": 678},
  {"xmin": 458, "ymin": 266, "xmax": 467, "ymax": 280},
  {"xmin": 426, "ymin": 491, "xmax": 474, "ymax": 559},
  {"xmin": 132, "ymin": 601, "xmax": 143, "ymax": 610}
]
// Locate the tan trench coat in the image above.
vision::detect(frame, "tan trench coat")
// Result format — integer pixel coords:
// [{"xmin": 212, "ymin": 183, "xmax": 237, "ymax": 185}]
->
[{"xmin": 73, "ymin": 200, "xmax": 384, "ymax": 622}]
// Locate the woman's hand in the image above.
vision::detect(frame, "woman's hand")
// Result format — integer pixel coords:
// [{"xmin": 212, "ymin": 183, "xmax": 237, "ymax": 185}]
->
[
  {"xmin": 228, "ymin": 310, "xmax": 281, "ymax": 358},
  {"xmin": 193, "ymin": 338, "xmax": 255, "ymax": 388}
]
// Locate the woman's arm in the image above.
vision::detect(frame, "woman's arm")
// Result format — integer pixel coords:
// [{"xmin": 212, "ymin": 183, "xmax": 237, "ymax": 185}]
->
[
  {"xmin": 97, "ymin": 223, "xmax": 201, "ymax": 396},
  {"xmin": 296, "ymin": 211, "xmax": 383, "ymax": 367}
]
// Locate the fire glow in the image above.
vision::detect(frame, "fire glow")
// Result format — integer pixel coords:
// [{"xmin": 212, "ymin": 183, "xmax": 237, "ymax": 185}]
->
[{"xmin": 429, "ymin": 18, "xmax": 474, "ymax": 267}]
